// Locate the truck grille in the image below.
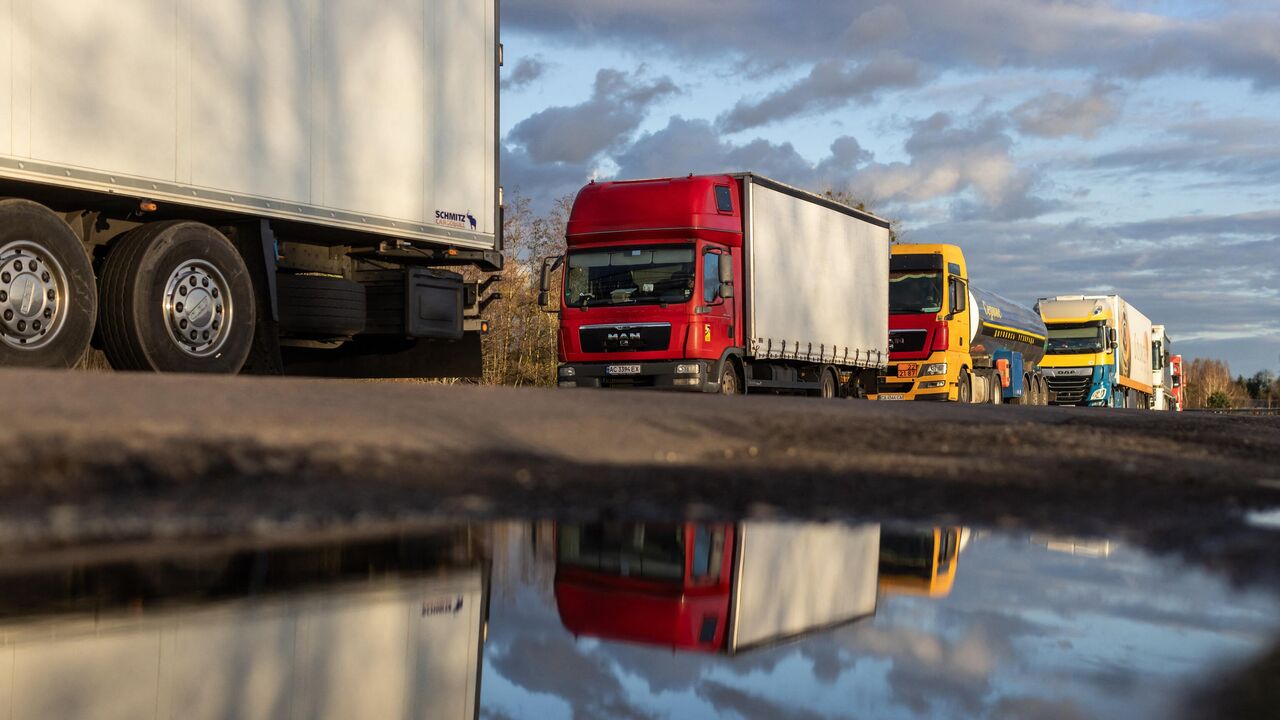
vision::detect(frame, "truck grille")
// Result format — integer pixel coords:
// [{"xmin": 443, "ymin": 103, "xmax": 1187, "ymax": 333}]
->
[
  {"xmin": 877, "ymin": 380, "xmax": 915, "ymax": 394},
  {"xmin": 889, "ymin": 330, "xmax": 927, "ymax": 354},
  {"xmin": 1046, "ymin": 376, "xmax": 1091, "ymax": 405},
  {"xmin": 580, "ymin": 324, "xmax": 672, "ymax": 353}
]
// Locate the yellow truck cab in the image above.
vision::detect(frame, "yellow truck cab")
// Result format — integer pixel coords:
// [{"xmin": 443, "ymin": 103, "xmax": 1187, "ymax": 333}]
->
[
  {"xmin": 874, "ymin": 244, "xmax": 1048, "ymax": 405},
  {"xmin": 879, "ymin": 527, "xmax": 969, "ymax": 599}
]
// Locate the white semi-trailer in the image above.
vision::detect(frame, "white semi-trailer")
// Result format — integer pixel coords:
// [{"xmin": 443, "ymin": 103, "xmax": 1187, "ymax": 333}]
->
[{"xmin": 0, "ymin": 0, "xmax": 501, "ymax": 376}]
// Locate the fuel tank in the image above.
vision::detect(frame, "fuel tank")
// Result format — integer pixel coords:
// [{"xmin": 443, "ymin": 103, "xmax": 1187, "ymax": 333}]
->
[{"xmin": 968, "ymin": 286, "xmax": 1048, "ymax": 366}]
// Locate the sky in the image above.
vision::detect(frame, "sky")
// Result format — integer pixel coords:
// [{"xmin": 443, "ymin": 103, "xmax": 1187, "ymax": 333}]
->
[
  {"xmin": 481, "ymin": 526, "xmax": 1280, "ymax": 719},
  {"xmin": 498, "ymin": 0, "xmax": 1280, "ymax": 376}
]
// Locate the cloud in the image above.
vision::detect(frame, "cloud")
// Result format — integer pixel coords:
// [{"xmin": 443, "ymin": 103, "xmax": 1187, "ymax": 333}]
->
[
  {"xmin": 505, "ymin": 1, "xmax": 1280, "ymax": 89},
  {"xmin": 502, "ymin": 56, "xmax": 549, "ymax": 91},
  {"xmin": 848, "ymin": 112, "xmax": 1056, "ymax": 220},
  {"xmin": 718, "ymin": 53, "xmax": 926, "ymax": 132},
  {"xmin": 1012, "ymin": 81, "xmax": 1125, "ymax": 139},
  {"xmin": 694, "ymin": 681, "xmax": 839, "ymax": 720},
  {"xmin": 507, "ymin": 68, "xmax": 678, "ymax": 165},
  {"xmin": 1090, "ymin": 117, "xmax": 1280, "ymax": 182}
]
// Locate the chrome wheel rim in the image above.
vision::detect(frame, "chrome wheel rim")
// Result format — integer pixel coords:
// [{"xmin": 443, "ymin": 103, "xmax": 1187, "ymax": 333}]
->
[
  {"xmin": 163, "ymin": 260, "xmax": 231, "ymax": 358},
  {"xmin": 0, "ymin": 241, "xmax": 69, "ymax": 351}
]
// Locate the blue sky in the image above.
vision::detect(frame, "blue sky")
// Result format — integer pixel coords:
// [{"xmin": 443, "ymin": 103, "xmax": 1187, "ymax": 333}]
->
[{"xmin": 498, "ymin": 0, "xmax": 1280, "ymax": 376}]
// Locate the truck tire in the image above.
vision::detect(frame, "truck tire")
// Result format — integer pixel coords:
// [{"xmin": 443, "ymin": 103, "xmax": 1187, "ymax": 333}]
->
[
  {"xmin": 277, "ymin": 274, "xmax": 366, "ymax": 338},
  {"xmin": 719, "ymin": 361, "xmax": 741, "ymax": 396},
  {"xmin": 989, "ymin": 372, "xmax": 1003, "ymax": 405},
  {"xmin": 0, "ymin": 199, "xmax": 97, "ymax": 368},
  {"xmin": 818, "ymin": 367, "xmax": 838, "ymax": 399},
  {"xmin": 957, "ymin": 369, "xmax": 972, "ymax": 404},
  {"xmin": 99, "ymin": 221, "xmax": 255, "ymax": 373}
]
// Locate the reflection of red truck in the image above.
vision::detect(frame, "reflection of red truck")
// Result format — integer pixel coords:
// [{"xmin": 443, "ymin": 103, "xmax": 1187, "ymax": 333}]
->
[
  {"xmin": 541, "ymin": 174, "xmax": 889, "ymax": 397},
  {"xmin": 554, "ymin": 522, "xmax": 879, "ymax": 653}
]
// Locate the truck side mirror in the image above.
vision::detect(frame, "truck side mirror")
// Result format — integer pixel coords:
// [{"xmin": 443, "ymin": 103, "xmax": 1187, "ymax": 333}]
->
[
  {"xmin": 718, "ymin": 256, "xmax": 733, "ymax": 284},
  {"xmin": 719, "ymin": 283, "xmax": 734, "ymax": 299},
  {"xmin": 538, "ymin": 255, "xmax": 563, "ymax": 309}
]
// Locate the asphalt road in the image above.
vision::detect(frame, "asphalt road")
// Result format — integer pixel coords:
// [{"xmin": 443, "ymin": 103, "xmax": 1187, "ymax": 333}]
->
[{"xmin": 1, "ymin": 368, "xmax": 1277, "ymax": 586}]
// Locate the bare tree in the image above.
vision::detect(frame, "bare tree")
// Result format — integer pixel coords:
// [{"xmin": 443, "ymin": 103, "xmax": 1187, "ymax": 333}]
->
[{"xmin": 469, "ymin": 194, "xmax": 571, "ymax": 387}]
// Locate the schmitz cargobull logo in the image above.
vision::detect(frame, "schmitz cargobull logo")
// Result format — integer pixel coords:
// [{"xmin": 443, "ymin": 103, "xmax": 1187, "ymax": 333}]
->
[{"xmin": 436, "ymin": 210, "xmax": 478, "ymax": 231}]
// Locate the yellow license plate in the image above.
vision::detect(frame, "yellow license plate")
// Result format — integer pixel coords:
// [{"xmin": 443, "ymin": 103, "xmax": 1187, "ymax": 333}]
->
[{"xmin": 897, "ymin": 364, "xmax": 920, "ymax": 379}]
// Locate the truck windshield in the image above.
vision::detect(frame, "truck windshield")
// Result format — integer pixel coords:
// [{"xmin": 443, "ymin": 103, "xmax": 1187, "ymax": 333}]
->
[
  {"xmin": 1047, "ymin": 323, "xmax": 1106, "ymax": 354},
  {"xmin": 557, "ymin": 523, "xmax": 684, "ymax": 581},
  {"xmin": 889, "ymin": 271, "xmax": 943, "ymax": 314},
  {"xmin": 564, "ymin": 246, "xmax": 695, "ymax": 308}
]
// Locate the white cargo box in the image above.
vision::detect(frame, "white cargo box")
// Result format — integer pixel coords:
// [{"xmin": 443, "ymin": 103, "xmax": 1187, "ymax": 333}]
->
[
  {"xmin": 0, "ymin": 0, "xmax": 498, "ymax": 249},
  {"xmin": 740, "ymin": 176, "xmax": 890, "ymax": 369},
  {"xmin": 729, "ymin": 521, "xmax": 880, "ymax": 653}
]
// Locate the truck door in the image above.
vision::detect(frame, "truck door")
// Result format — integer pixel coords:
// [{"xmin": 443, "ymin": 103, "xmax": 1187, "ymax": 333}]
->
[{"xmin": 699, "ymin": 245, "xmax": 736, "ymax": 359}]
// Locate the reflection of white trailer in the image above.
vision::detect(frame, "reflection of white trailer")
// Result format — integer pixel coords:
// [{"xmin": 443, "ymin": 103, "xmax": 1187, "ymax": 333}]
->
[
  {"xmin": 0, "ymin": 572, "xmax": 485, "ymax": 720},
  {"xmin": 728, "ymin": 522, "xmax": 880, "ymax": 653}
]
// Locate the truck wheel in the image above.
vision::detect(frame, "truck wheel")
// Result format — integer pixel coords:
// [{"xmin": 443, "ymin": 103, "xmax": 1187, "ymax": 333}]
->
[
  {"xmin": 719, "ymin": 361, "xmax": 741, "ymax": 395},
  {"xmin": 99, "ymin": 222, "xmax": 255, "ymax": 373},
  {"xmin": 0, "ymin": 199, "xmax": 96, "ymax": 368},
  {"xmin": 277, "ymin": 274, "xmax": 367, "ymax": 338},
  {"xmin": 957, "ymin": 369, "xmax": 972, "ymax": 403},
  {"xmin": 989, "ymin": 372, "xmax": 1003, "ymax": 405},
  {"xmin": 818, "ymin": 367, "xmax": 838, "ymax": 399}
]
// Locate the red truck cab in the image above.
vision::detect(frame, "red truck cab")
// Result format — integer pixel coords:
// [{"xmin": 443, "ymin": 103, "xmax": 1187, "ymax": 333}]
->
[
  {"xmin": 554, "ymin": 522, "xmax": 736, "ymax": 652},
  {"xmin": 548, "ymin": 175, "xmax": 745, "ymax": 392},
  {"xmin": 1170, "ymin": 354, "xmax": 1184, "ymax": 411}
]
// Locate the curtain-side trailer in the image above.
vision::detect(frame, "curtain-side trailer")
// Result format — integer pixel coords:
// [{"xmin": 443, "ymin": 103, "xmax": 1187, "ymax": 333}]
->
[{"xmin": 0, "ymin": 0, "xmax": 501, "ymax": 377}]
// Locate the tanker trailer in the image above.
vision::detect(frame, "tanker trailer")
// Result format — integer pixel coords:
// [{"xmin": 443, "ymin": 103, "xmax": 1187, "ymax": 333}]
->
[{"xmin": 875, "ymin": 243, "xmax": 1050, "ymax": 404}]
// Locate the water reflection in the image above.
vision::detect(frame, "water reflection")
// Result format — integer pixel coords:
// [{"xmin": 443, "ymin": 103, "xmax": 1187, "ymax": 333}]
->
[
  {"xmin": 0, "ymin": 521, "xmax": 1276, "ymax": 720},
  {"xmin": 0, "ymin": 532, "xmax": 489, "ymax": 720}
]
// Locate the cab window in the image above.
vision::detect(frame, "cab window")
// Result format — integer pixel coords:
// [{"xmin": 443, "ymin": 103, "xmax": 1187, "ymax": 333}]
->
[{"xmin": 703, "ymin": 253, "xmax": 721, "ymax": 303}]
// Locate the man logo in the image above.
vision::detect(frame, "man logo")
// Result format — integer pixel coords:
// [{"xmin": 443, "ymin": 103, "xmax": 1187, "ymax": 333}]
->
[{"xmin": 608, "ymin": 331, "xmax": 642, "ymax": 347}]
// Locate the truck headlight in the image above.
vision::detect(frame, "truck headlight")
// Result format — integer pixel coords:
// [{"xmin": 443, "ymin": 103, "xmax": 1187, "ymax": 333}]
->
[
  {"xmin": 922, "ymin": 363, "xmax": 948, "ymax": 376},
  {"xmin": 558, "ymin": 366, "xmax": 576, "ymax": 378},
  {"xmin": 675, "ymin": 363, "xmax": 702, "ymax": 375},
  {"xmin": 1090, "ymin": 387, "xmax": 1108, "ymax": 401}
]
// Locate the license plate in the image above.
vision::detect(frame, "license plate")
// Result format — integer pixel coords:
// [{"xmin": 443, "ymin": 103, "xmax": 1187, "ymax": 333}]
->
[
  {"xmin": 606, "ymin": 365, "xmax": 642, "ymax": 376},
  {"xmin": 897, "ymin": 364, "xmax": 920, "ymax": 379},
  {"xmin": 878, "ymin": 394, "xmax": 906, "ymax": 401}
]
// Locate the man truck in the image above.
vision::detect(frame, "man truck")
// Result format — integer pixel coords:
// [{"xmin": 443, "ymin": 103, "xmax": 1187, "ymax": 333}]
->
[
  {"xmin": 879, "ymin": 526, "xmax": 969, "ymax": 599},
  {"xmin": 872, "ymin": 244, "xmax": 1050, "ymax": 404},
  {"xmin": 1038, "ymin": 295, "xmax": 1154, "ymax": 408},
  {"xmin": 553, "ymin": 521, "xmax": 879, "ymax": 654},
  {"xmin": 541, "ymin": 174, "xmax": 890, "ymax": 397},
  {"xmin": 0, "ymin": 0, "xmax": 501, "ymax": 377}
]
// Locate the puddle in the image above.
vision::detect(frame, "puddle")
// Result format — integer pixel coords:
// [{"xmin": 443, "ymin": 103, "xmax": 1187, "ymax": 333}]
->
[{"xmin": 0, "ymin": 521, "xmax": 1276, "ymax": 719}]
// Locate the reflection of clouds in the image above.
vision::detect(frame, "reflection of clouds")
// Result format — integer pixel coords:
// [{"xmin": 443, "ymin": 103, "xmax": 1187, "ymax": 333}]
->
[
  {"xmin": 991, "ymin": 695, "xmax": 1090, "ymax": 720},
  {"xmin": 695, "ymin": 680, "xmax": 840, "ymax": 720},
  {"xmin": 481, "ymin": 532, "xmax": 1280, "ymax": 720}
]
